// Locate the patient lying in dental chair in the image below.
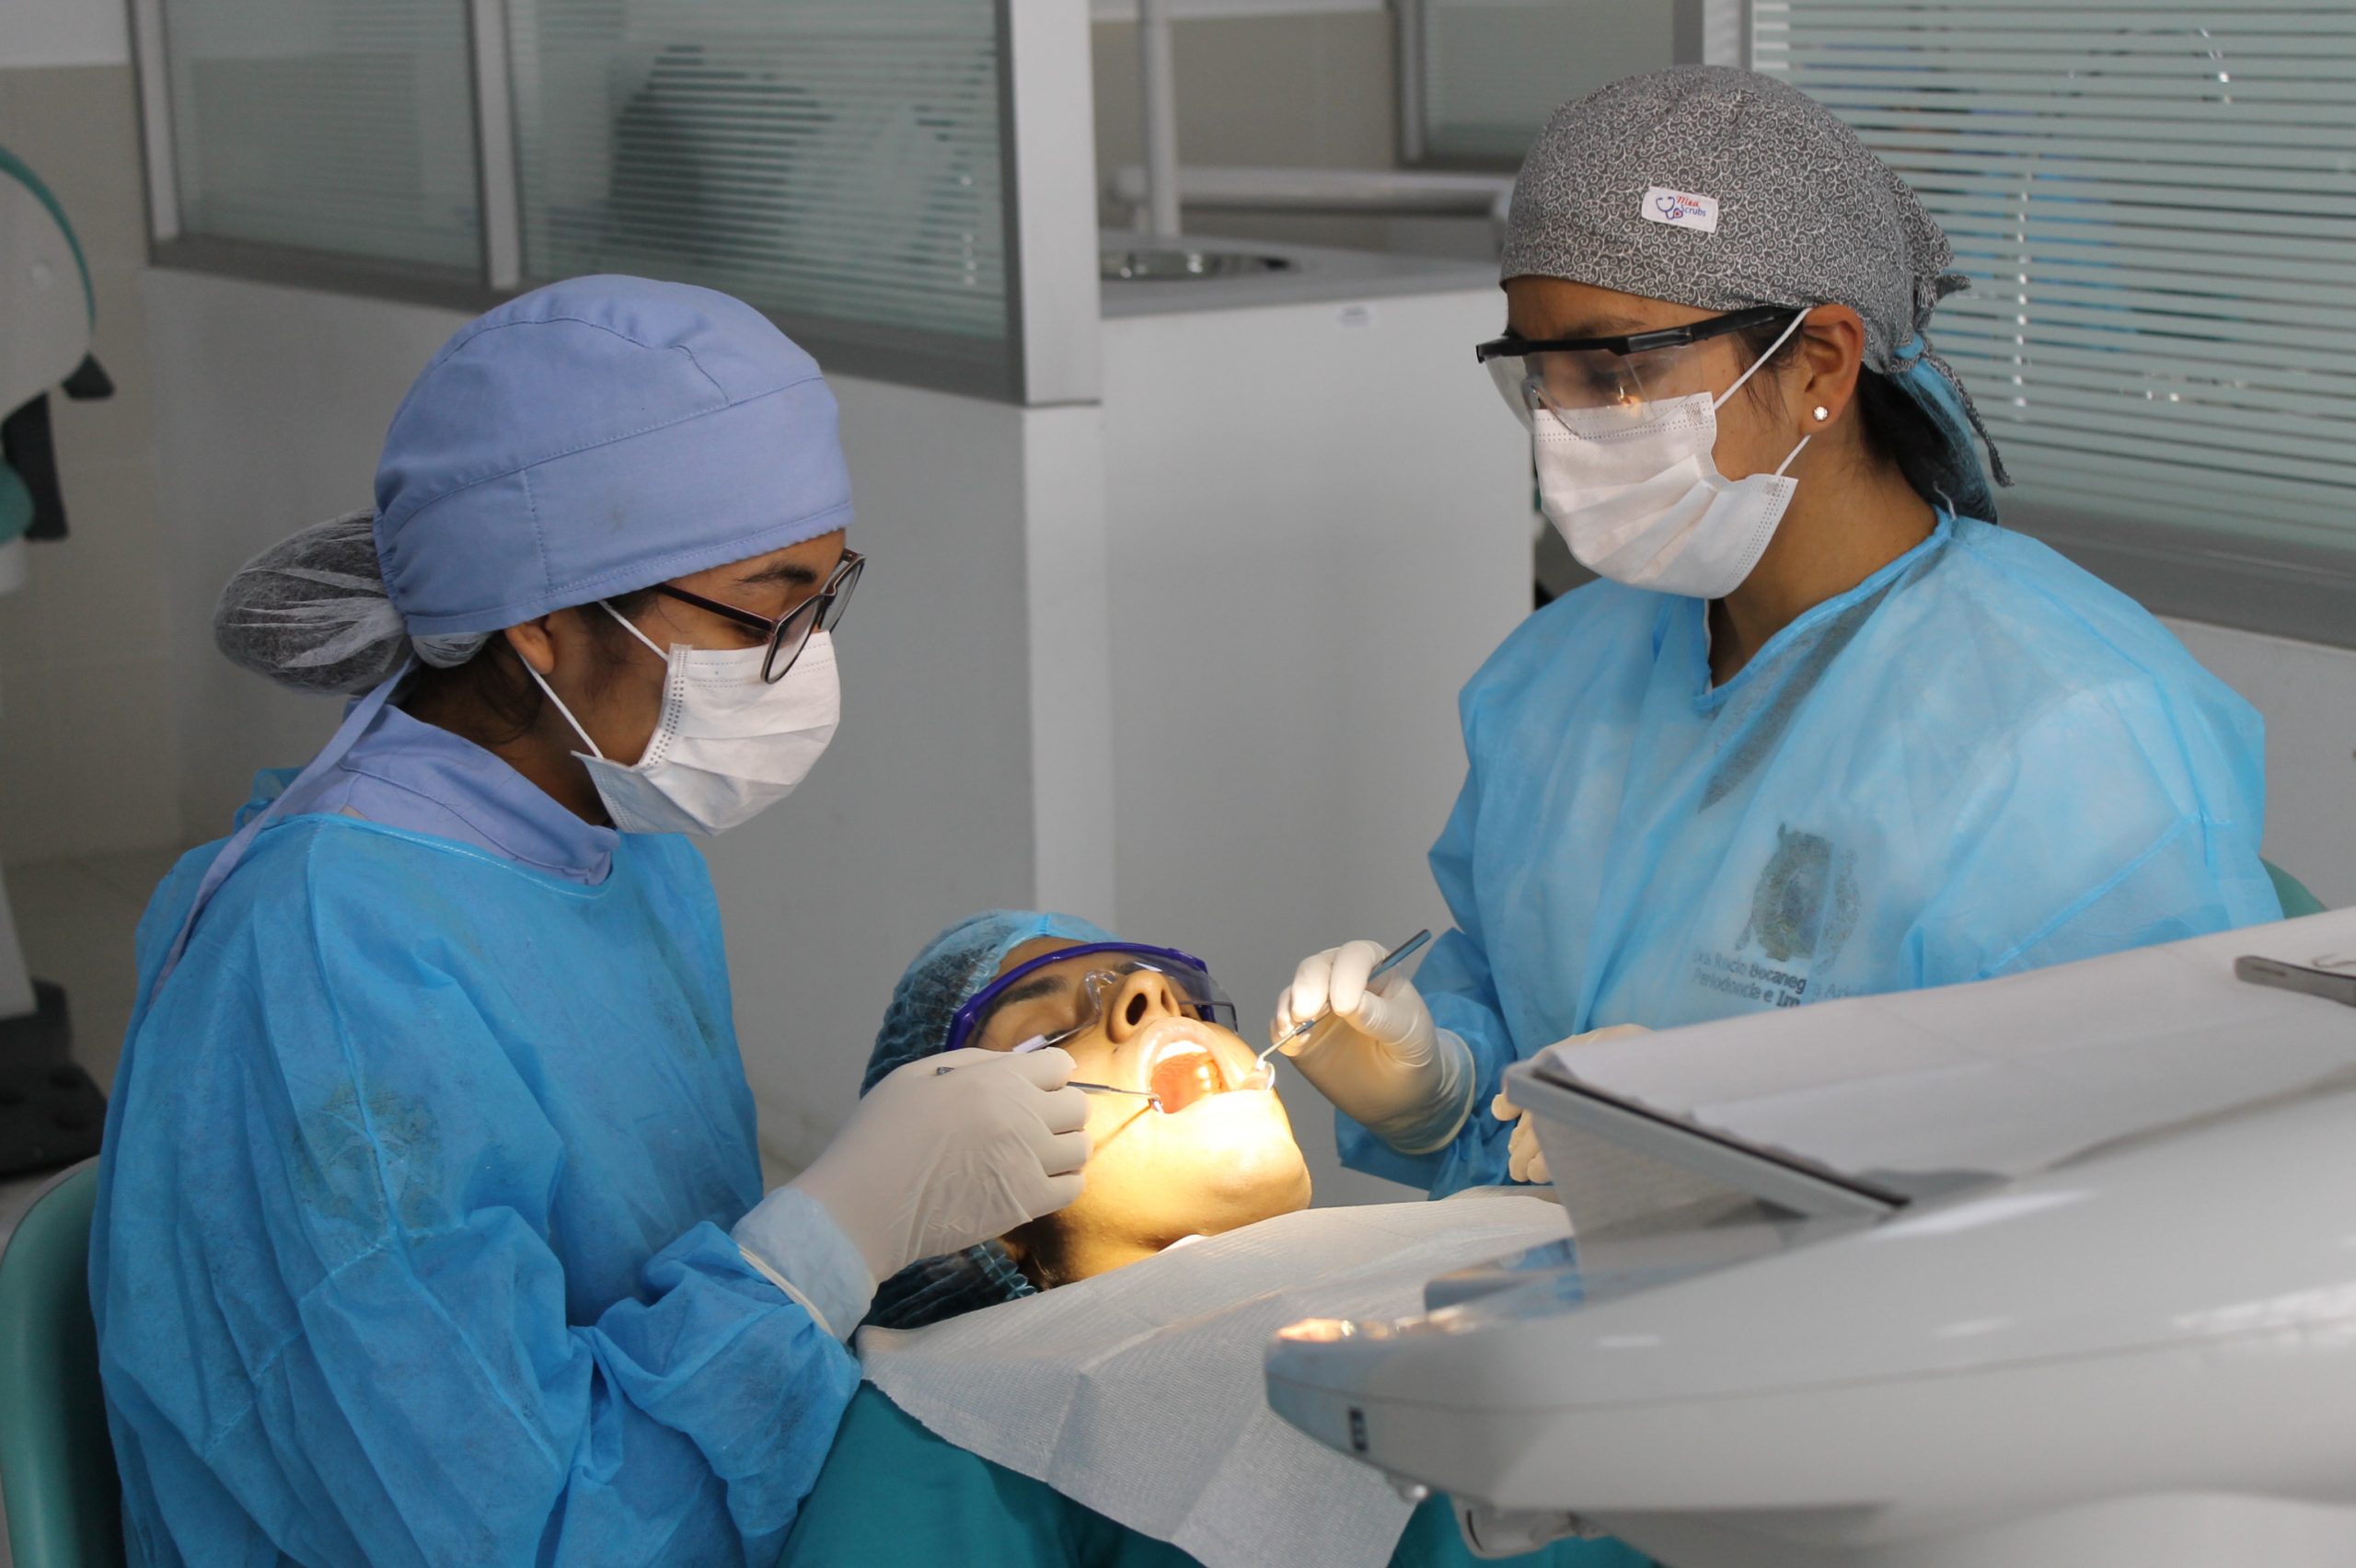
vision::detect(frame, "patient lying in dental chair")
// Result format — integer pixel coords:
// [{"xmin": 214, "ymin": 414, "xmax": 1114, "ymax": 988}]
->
[{"xmin": 780, "ymin": 912, "xmax": 1654, "ymax": 1568}]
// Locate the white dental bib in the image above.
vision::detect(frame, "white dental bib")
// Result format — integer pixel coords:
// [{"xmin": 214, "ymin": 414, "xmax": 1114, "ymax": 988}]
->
[{"xmin": 858, "ymin": 1194, "xmax": 1569, "ymax": 1568}]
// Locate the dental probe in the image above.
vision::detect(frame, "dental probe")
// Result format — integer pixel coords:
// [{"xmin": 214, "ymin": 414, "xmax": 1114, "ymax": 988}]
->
[
  {"xmin": 1259, "ymin": 928, "xmax": 1435, "ymax": 1068},
  {"xmin": 1070, "ymin": 1081, "xmax": 1161, "ymax": 1108},
  {"xmin": 1016, "ymin": 1041, "xmax": 1163, "ymax": 1107},
  {"xmin": 933, "ymin": 1049, "xmax": 1163, "ymax": 1110}
]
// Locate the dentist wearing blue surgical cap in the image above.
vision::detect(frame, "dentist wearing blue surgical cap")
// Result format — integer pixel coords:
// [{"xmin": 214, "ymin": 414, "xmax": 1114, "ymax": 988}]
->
[
  {"xmin": 1276, "ymin": 67, "xmax": 2283, "ymax": 1197},
  {"xmin": 92, "ymin": 277, "xmax": 1091, "ymax": 1565}
]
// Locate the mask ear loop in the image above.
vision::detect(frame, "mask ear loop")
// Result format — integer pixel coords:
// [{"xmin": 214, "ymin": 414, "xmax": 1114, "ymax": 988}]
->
[
  {"xmin": 522, "ymin": 661, "xmax": 606, "ymax": 761},
  {"xmin": 1711, "ymin": 306, "xmax": 1818, "ymax": 477},
  {"xmin": 600, "ymin": 601, "xmax": 673, "ymax": 661},
  {"xmin": 516, "ymin": 601, "xmax": 673, "ymax": 762},
  {"xmin": 1710, "ymin": 306, "xmax": 1813, "ymax": 413}
]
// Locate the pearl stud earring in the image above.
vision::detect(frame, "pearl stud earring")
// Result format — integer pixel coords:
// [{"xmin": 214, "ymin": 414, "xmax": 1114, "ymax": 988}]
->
[{"xmin": 1813, "ymin": 405, "xmax": 1831, "ymax": 421}]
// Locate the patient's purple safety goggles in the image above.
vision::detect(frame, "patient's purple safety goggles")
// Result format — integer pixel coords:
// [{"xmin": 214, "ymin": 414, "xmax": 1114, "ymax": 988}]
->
[{"xmin": 944, "ymin": 941, "xmax": 1237, "ymax": 1057}]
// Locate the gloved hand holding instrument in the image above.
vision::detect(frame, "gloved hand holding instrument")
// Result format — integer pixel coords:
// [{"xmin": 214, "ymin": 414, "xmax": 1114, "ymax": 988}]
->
[
  {"xmin": 1270, "ymin": 930, "xmax": 1477, "ymax": 1155},
  {"xmin": 786, "ymin": 1045, "xmax": 1092, "ymax": 1289}
]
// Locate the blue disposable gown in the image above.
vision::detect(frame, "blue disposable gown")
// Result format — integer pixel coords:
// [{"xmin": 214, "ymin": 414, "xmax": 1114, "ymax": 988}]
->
[
  {"xmin": 92, "ymin": 704, "xmax": 862, "ymax": 1565},
  {"xmin": 1353, "ymin": 515, "xmax": 2281, "ymax": 1195}
]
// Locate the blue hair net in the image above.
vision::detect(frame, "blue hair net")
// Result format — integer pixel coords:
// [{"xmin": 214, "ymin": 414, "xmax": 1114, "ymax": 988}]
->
[
  {"xmin": 861, "ymin": 910, "xmax": 1116, "ymax": 1092},
  {"xmin": 861, "ymin": 909, "xmax": 1114, "ymax": 1332},
  {"xmin": 1890, "ymin": 330, "xmax": 2009, "ymax": 525}
]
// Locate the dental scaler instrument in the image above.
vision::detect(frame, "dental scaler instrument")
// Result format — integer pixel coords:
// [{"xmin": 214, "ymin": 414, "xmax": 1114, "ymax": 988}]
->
[
  {"xmin": 1071, "ymin": 1081, "xmax": 1162, "ymax": 1108},
  {"xmin": 937, "ymin": 1040, "xmax": 1165, "ymax": 1110},
  {"xmin": 1260, "ymin": 929, "xmax": 1435, "ymax": 1068}
]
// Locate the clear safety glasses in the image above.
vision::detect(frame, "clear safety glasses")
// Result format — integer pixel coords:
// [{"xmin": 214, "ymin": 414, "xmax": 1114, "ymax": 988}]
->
[
  {"xmin": 1473, "ymin": 306, "xmax": 1799, "ymax": 432},
  {"xmin": 945, "ymin": 942, "xmax": 1239, "ymax": 1057},
  {"xmin": 656, "ymin": 548, "xmax": 865, "ymax": 684}
]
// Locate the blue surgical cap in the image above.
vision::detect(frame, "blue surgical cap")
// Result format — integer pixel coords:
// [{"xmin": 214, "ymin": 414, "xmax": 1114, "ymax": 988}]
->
[
  {"xmin": 862, "ymin": 909, "xmax": 1117, "ymax": 1094},
  {"xmin": 375, "ymin": 274, "xmax": 854, "ymax": 639},
  {"xmin": 860, "ymin": 908, "xmax": 1116, "ymax": 1333},
  {"xmin": 171, "ymin": 277, "xmax": 857, "ymax": 997}
]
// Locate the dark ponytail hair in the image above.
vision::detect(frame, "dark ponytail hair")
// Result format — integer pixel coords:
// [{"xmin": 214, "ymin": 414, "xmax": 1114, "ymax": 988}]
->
[
  {"xmin": 1737, "ymin": 317, "xmax": 1955, "ymax": 510},
  {"xmin": 403, "ymin": 586, "xmax": 664, "ymax": 746}
]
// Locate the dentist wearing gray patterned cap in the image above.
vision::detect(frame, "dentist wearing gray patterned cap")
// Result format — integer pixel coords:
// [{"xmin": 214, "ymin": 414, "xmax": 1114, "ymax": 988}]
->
[{"xmin": 1275, "ymin": 66, "xmax": 2281, "ymax": 1198}]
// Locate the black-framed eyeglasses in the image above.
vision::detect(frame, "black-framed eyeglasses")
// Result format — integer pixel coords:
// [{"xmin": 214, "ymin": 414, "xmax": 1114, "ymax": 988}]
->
[
  {"xmin": 1473, "ymin": 306, "xmax": 1802, "ymax": 429},
  {"xmin": 654, "ymin": 548, "xmax": 865, "ymax": 684},
  {"xmin": 1473, "ymin": 305, "xmax": 1798, "ymax": 365}
]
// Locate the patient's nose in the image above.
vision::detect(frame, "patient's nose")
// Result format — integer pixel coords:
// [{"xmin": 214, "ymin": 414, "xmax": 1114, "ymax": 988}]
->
[{"xmin": 1103, "ymin": 969, "xmax": 1185, "ymax": 1043}]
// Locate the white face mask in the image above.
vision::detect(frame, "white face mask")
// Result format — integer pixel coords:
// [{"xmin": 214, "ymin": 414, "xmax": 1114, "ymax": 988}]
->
[
  {"xmin": 1533, "ymin": 307, "xmax": 1813, "ymax": 600},
  {"xmin": 528, "ymin": 607, "xmax": 841, "ymax": 836}
]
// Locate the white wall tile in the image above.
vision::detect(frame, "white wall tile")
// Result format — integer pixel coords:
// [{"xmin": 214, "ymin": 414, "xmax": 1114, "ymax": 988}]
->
[
  {"xmin": 2165, "ymin": 618, "xmax": 2356, "ymax": 911},
  {"xmin": 16, "ymin": 654, "xmax": 179, "ymax": 861},
  {"xmin": 0, "ymin": 675, "xmax": 60, "ymax": 862},
  {"xmin": 0, "ymin": 564, "xmax": 44, "ymax": 674},
  {"xmin": 4, "ymin": 67, "xmax": 147, "ymax": 260},
  {"xmin": 28, "ymin": 461, "xmax": 169, "ymax": 654},
  {"xmin": 1, "ymin": 0, "xmax": 130, "ymax": 70},
  {"xmin": 0, "ymin": 63, "xmax": 181, "ymax": 857}
]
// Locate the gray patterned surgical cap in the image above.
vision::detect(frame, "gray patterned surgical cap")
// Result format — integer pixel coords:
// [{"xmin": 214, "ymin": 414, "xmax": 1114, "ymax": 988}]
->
[{"xmin": 1503, "ymin": 64, "xmax": 2009, "ymax": 518}]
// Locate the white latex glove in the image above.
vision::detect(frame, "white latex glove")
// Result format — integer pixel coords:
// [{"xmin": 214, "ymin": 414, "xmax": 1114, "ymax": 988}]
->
[
  {"xmin": 788, "ymin": 1047, "xmax": 1091, "ymax": 1288},
  {"xmin": 1272, "ymin": 940, "xmax": 1474, "ymax": 1155},
  {"xmin": 1491, "ymin": 1024, "xmax": 1650, "ymax": 1185}
]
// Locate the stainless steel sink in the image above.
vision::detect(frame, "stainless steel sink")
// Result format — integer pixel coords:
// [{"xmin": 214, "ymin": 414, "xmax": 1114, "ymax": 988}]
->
[{"xmin": 1099, "ymin": 246, "xmax": 1298, "ymax": 282}]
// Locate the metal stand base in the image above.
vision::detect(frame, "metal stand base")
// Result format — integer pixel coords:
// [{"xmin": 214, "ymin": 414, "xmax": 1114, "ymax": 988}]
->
[
  {"xmin": 0, "ymin": 977, "xmax": 70, "ymax": 1056},
  {"xmin": 1614, "ymin": 1493, "xmax": 2356, "ymax": 1568},
  {"xmin": 0, "ymin": 981, "xmax": 102, "ymax": 1181}
]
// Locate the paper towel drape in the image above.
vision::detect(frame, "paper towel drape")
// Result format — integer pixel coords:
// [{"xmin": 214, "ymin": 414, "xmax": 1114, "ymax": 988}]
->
[{"xmin": 859, "ymin": 1195, "xmax": 1571, "ymax": 1568}]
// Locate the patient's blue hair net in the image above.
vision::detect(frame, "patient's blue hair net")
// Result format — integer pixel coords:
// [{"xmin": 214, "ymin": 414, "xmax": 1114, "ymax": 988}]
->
[
  {"xmin": 862, "ymin": 909, "xmax": 1116, "ymax": 1092},
  {"xmin": 862, "ymin": 908, "xmax": 1114, "ymax": 1332}
]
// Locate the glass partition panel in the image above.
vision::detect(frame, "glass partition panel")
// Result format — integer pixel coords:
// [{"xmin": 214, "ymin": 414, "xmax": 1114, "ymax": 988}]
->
[
  {"xmin": 160, "ymin": 0, "xmax": 481, "ymax": 269},
  {"xmin": 1409, "ymin": 0, "xmax": 1678, "ymax": 167},
  {"xmin": 507, "ymin": 0, "xmax": 1012, "ymax": 386}
]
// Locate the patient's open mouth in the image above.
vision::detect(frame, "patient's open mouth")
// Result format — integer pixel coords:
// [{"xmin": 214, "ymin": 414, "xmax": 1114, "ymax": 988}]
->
[{"xmin": 1147, "ymin": 1041, "xmax": 1230, "ymax": 1113}]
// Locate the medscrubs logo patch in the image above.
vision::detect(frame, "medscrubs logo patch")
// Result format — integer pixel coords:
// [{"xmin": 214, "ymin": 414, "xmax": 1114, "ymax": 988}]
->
[
  {"xmin": 1643, "ymin": 186, "xmax": 1718, "ymax": 234},
  {"xmin": 1742, "ymin": 826, "xmax": 1859, "ymax": 966}
]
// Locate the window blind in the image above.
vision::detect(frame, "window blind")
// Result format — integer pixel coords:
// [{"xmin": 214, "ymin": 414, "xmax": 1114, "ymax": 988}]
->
[
  {"xmin": 506, "ymin": 0, "xmax": 1011, "ymax": 365},
  {"xmin": 161, "ymin": 0, "xmax": 479, "ymax": 269},
  {"xmin": 1758, "ymin": 3, "xmax": 2356, "ymax": 575}
]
